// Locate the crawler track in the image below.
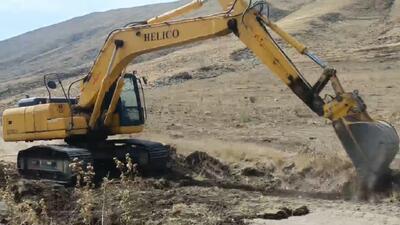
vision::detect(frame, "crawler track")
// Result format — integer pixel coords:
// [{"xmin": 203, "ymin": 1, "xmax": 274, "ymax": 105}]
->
[{"xmin": 17, "ymin": 139, "xmax": 171, "ymax": 183}]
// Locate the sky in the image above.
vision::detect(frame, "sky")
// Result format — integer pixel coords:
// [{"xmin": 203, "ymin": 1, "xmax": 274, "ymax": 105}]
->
[{"xmin": 0, "ymin": 0, "xmax": 175, "ymax": 41}]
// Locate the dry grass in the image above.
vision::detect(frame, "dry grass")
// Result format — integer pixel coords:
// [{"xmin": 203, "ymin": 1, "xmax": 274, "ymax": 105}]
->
[{"xmin": 138, "ymin": 133, "xmax": 288, "ymax": 164}]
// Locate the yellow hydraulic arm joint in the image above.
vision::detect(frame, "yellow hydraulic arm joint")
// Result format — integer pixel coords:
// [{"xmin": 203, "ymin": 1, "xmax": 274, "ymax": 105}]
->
[
  {"xmin": 263, "ymin": 20, "xmax": 307, "ymax": 54},
  {"xmin": 147, "ymin": 0, "xmax": 208, "ymax": 24}
]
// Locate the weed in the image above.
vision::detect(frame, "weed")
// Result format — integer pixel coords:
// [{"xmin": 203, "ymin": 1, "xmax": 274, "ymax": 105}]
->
[
  {"xmin": 114, "ymin": 154, "xmax": 140, "ymax": 224},
  {"xmin": 239, "ymin": 111, "xmax": 251, "ymax": 123},
  {"xmin": 0, "ymin": 165, "xmax": 52, "ymax": 225},
  {"xmin": 70, "ymin": 159, "xmax": 96, "ymax": 224},
  {"xmin": 114, "ymin": 153, "xmax": 139, "ymax": 183},
  {"xmin": 100, "ymin": 177, "xmax": 113, "ymax": 225}
]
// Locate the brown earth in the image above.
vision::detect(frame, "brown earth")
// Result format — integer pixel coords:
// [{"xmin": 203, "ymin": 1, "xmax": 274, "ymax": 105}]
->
[{"xmin": 0, "ymin": 0, "xmax": 400, "ymax": 224}]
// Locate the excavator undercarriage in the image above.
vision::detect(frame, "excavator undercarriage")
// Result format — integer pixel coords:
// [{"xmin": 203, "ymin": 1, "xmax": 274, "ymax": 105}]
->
[{"xmin": 18, "ymin": 139, "xmax": 171, "ymax": 184}]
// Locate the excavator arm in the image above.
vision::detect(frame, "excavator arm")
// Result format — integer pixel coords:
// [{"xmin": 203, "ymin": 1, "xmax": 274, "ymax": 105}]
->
[
  {"xmin": 79, "ymin": 0, "xmax": 325, "ymax": 128},
  {"xmin": 79, "ymin": 15, "xmax": 232, "ymax": 128}
]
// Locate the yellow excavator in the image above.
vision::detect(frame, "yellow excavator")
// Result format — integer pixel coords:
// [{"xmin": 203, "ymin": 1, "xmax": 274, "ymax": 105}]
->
[{"xmin": 2, "ymin": 0, "xmax": 399, "ymax": 189}]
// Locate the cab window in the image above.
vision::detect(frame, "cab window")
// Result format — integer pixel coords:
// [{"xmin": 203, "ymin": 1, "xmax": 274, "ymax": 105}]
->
[{"xmin": 118, "ymin": 75, "xmax": 144, "ymax": 126}]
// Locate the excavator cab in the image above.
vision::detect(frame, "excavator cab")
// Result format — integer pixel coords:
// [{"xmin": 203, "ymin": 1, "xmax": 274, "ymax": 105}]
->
[{"xmin": 117, "ymin": 73, "xmax": 146, "ymax": 127}]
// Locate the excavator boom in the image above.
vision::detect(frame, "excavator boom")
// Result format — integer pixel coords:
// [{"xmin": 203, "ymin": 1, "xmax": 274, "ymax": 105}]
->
[{"xmin": 2, "ymin": 0, "xmax": 398, "ymax": 189}]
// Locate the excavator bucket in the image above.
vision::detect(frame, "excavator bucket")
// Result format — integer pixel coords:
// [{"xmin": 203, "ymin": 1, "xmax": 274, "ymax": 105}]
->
[{"xmin": 333, "ymin": 116, "xmax": 399, "ymax": 190}]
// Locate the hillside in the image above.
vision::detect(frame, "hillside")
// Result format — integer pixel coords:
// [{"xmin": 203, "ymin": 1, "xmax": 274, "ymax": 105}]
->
[
  {"xmin": 0, "ymin": 1, "xmax": 189, "ymax": 82},
  {"xmin": 0, "ymin": 0, "xmax": 291, "ymax": 81},
  {"xmin": 0, "ymin": 0, "xmax": 288, "ymax": 102}
]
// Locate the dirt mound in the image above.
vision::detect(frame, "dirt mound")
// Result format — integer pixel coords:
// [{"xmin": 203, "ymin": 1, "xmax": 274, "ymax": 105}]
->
[
  {"xmin": 154, "ymin": 71, "xmax": 193, "ymax": 86},
  {"xmin": 184, "ymin": 151, "xmax": 230, "ymax": 180},
  {"xmin": 0, "ymin": 150, "xmax": 398, "ymax": 224},
  {"xmin": 374, "ymin": 0, "xmax": 396, "ymax": 12},
  {"xmin": 319, "ymin": 12, "xmax": 344, "ymax": 23},
  {"xmin": 278, "ymin": 0, "xmax": 354, "ymax": 31},
  {"xmin": 153, "ymin": 64, "xmax": 235, "ymax": 87},
  {"xmin": 0, "ymin": 162, "xmax": 17, "ymax": 187},
  {"xmin": 230, "ymin": 48, "xmax": 255, "ymax": 61},
  {"xmin": 194, "ymin": 65, "xmax": 235, "ymax": 79},
  {"xmin": 218, "ymin": 206, "xmax": 310, "ymax": 224}
]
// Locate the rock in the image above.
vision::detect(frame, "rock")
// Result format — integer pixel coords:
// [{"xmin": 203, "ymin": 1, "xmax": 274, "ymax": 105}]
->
[
  {"xmin": 241, "ymin": 167, "xmax": 265, "ymax": 177},
  {"xmin": 256, "ymin": 161, "xmax": 276, "ymax": 174},
  {"xmin": 282, "ymin": 162, "xmax": 296, "ymax": 174},
  {"xmin": 171, "ymin": 72, "xmax": 192, "ymax": 80},
  {"xmin": 204, "ymin": 111, "xmax": 212, "ymax": 116},
  {"xmin": 153, "ymin": 72, "xmax": 193, "ymax": 86},
  {"xmin": 11, "ymin": 180, "xmax": 45, "ymax": 202},
  {"xmin": 266, "ymin": 163, "xmax": 276, "ymax": 174},
  {"xmin": 319, "ymin": 12, "xmax": 343, "ymax": 23},
  {"xmin": 298, "ymin": 166, "xmax": 313, "ymax": 177},
  {"xmin": 153, "ymin": 178, "xmax": 170, "ymax": 189},
  {"xmin": 166, "ymin": 123, "xmax": 175, "ymax": 130},
  {"xmin": 293, "ymin": 206, "xmax": 310, "ymax": 216},
  {"xmin": 185, "ymin": 151, "xmax": 230, "ymax": 179},
  {"xmin": 262, "ymin": 137, "xmax": 274, "ymax": 143},
  {"xmin": 230, "ymin": 48, "xmax": 254, "ymax": 61},
  {"xmin": 170, "ymin": 132, "xmax": 184, "ymax": 139},
  {"xmin": 235, "ymin": 124, "xmax": 244, "ymax": 128},
  {"xmin": 0, "ymin": 201, "xmax": 8, "ymax": 218},
  {"xmin": 266, "ymin": 178, "xmax": 282, "ymax": 191},
  {"xmin": 279, "ymin": 207, "xmax": 293, "ymax": 216},
  {"xmin": 257, "ymin": 209, "xmax": 291, "ymax": 220},
  {"xmin": 256, "ymin": 206, "xmax": 309, "ymax": 220}
]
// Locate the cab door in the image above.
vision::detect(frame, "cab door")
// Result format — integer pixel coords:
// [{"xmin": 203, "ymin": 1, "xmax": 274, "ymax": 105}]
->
[{"xmin": 117, "ymin": 74, "xmax": 145, "ymax": 126}]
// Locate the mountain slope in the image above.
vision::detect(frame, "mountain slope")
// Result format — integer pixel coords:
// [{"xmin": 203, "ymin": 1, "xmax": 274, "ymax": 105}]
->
[
  {"xmin": 0, "ymin": 0, "xmax": 398, "ymax": 102},
  {"xmin": 0, "ymin": 0, "xmax": 290, "ymax": 82},
  {"xmin": 0, "ymin": 1, "xmax": 197, "ymax": 81}
]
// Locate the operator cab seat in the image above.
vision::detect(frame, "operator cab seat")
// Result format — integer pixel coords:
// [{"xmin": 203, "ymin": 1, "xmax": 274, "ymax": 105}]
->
[{"xmin": 17, "ymin": 97, "xmax": 78, "ymax": 107}]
